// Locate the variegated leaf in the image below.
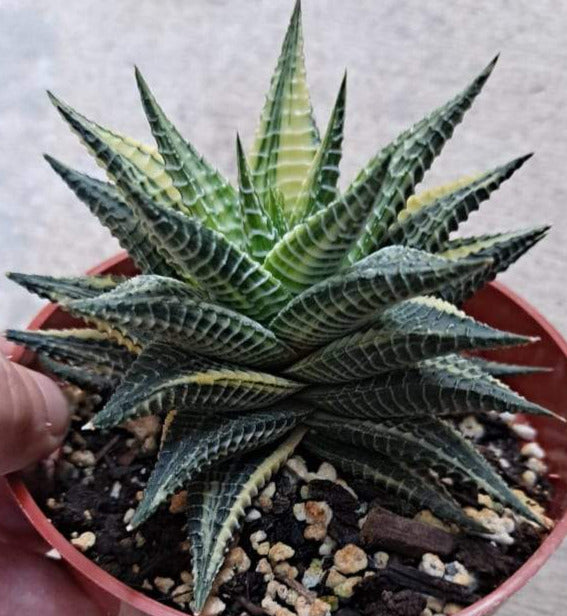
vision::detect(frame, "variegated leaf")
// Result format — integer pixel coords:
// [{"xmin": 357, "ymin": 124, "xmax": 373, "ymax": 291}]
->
[
  {"xmin": 38, "ymin": 355, "xmax": 119, "ymax": 394},
  {"xmin": 91, "ymin": 341, "xmax": 303, "ymax": 430},
  {"xmin": 384, "ymin": 155, "xmax": 531, "ymax": 252},
  {"xmin": 303, "ymin": 435, "xmax": 486, "ymax": 533},
  {"xmin": 263, "ymin": 133, "xmax": 391, "ymax": 294},
  {"xmin": 270, "ymin": 246, "xmax": 491, "ymax": 350},
  {"xmin": 67, "ymin": 279, "xmax": 296, "ymax": 369},
  {"xmin": 90, "ymin": 157, "xmax": 291, "ymax": 322},
  {"xmin": 348, "ymin": 56, "xmax": 498, "ymax": 263},
  {"xmin": 302, "ymin": 354, "xmax": 557, "ymax": 420},
  {"xmin": 135, "ymin": 68, "xmax": 245, "ymax": 247},
  {"xmin": 438, "ymin": 226, "xmax": 549, "ymax": 304},
  {"xmin": 236, "ymin": 135, "xmax": 278, "ymax": 260},
  {"xmin": 188, "ymin": 427, "xmax": 307, "ymax": 612},
  {"xmin": 307, "ymin": 413, "xmax": 541, "ymax": 524},
  {"xmin": 6, "ymin": 272, "xmax": 123, "ymax": 303},
  {"xmin": 291, "ymin": 72, "xmax": 347, "ymax": 224},
  {"xmin": 5, "ymin": 328, "xmax": 134, "ymax": 374},
  {"xmin": 130, "ymin": 405, "xmax": 308, "ymax": 528},
  {"xmin": 45, "ymin": 156, "xmax": 182, "ymax": 281},
  {"xmin": 48, "ymin": 92, "xmax": 179, "ymax": 207},
  {"xmin": 248, "ymin": 0, "xmax": 319, "ymax": 213},
  {"xmin": 468, "ymin": 357, "xmax": 551, "ymax": 377},
  {"xmin": 285, "ymin": 295, "xmax": 533, "ymax": 383}
]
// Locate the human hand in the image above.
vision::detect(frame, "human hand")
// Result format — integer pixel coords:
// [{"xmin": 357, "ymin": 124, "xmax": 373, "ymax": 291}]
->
[{"xmin": 0, "ymin": 339, "xmax": 103, "ymax": 616}]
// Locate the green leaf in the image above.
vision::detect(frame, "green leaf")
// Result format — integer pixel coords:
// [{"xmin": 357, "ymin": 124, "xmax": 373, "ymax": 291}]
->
[
  {"xmin": 348, "ymin": 56, "xmax": 499, "ymax": 263},
  {"xmin": 188, "ymin": 427, "xmax": 307, "ymax": 612},
  {"xmin": 91, "ymin": 341, "xmax": 303, "ymax": 430},
  {"xmin": 248, "ymin": 0, "xmax": 320, "ymax": 213},
  {"xmin": 285, "ymin": 295, "xmax": 533, "ymax": 383},
  {"xmin": 438, "ymin": 226, "xmax": 549, "ymax": 304},
  {"xmin": 303, "ymin": 435, "xmax": 485, "ymax": 533},
  {"xmin": 5, "ymin": 328, "xmax": 134, "ymax": 374},
  {"xmin": 38, "ymin": 355, "xmax": 119, "ymax": 394},
  {"xmin": 47, "ymin": 92, "xmax": 179, "ymax": 207},
  {"xmin": 67, "ymin": 277, "xmax": 296, "ymax": 369},
  {"xmin": 236, "ymin": 135, "xmax": 278, "ymax": 260},
  {"xmin": 134, "ymin": 68, "xmax": 245, "ymax": 247},
  {"xmin": 130, "ymin": 405, "xmax": 308, "ymax": 528},
  {"xmin": 307, "ymin": 413, "xmax": 541, "ymax": 524},
  {"xmin": 269, "ymin": 246, "xmax": 491, "ymax": 351},
  {"xmin": 263, "ymin": 131, "xmax": 392, "ymax": 294},
  {"xmin": 291, "ymin": 72, "xmax": 347, "ymax": 224},
  {"xmin": 6, "ymin": 272, "xmax": 124, "ymax": 303},
  {"xmin": 44, "ymin": 156, "xmax": 182, "ymax": 281},
  {"xmin": 87, "ymin": 155, "xmax": 292, "ymax": 322},
  {"xmin": 302, "ymin": 354, "xmax": 558, "ymax": 420},
  {"xmin": 384, "ymin": 155, "xmax": 532, "ymax": 252},
  {"xmin": 468, "ymin": 357, "xmax": 551, "ymax": 377}
]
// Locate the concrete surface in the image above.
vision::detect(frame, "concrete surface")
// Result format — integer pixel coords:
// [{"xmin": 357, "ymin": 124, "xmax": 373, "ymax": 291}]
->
[{"xmin": 0, "ymin": 1, "xmax": 565, "ymax": 613}]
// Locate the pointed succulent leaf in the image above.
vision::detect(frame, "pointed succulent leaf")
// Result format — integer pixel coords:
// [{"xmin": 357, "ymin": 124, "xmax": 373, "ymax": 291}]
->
[
  {"xmin": 236, "ymin": 135, "xmax": 278, "ymax": 260},
  {"xmin": 5, "ymin": 328, "xmax": 135, "ymax": 374},
  {"xmin": 44, "ymin": 156, "xmax": 183, "ymax": 281},
  {"xmin": 67, "ymin": 279, "xmax": 296, "ymax": 369},
  {"xmin": 468, "ymin": 357, "xmax": 551, "ymax": 377},
  {"xmin": 438, "ymin": 226, "xmax": 549, "ymax": 304},
  {"xmin": 135, "ymin": 68, "xmax": 245, "ymax": 246},
  {"xmin": 303, "ymin": 435, "xmax": 485, "ymax": 532},
  {"xmin": 291, "ymin": 73, "xmax": 347, "ymax": 224},
  {"xmin": 263, "ymin": 137, "xmax": 391, "ymax": 294},
  {"xmin": 348, "ymin": 57, "xmax": 498, "ymax": 262},
  {"xmin": 303, "ymin": 354, "xmax": 558, "ymax": 420},
  {"xmin": 384, "ymin": 155, "xmax": 532, "ymax": 252},
  {"xmin": 307, "ymin": 413, "xmax": 541, "ymax": 524},
  {"xmin": 48, "ymin": 92, "xmax": 179, "ymax": 207},
  {"xmin": 270, "ymin": 246, "xmax": 491, "ymax": 351},
  {"xmin": 92, "ymin": 341, "xmax": 303, "ymax": 430},
  {"xmin": 38, "ymin": 355, "xmax": 119, "ymax": 394},
  {"xmin": 189, "ymin": 427, "xmax": 307, "ymax": 612},
  {"xmin": 286, "ymin": 295, "xmax": 533, "ymax": 383},
  {"xmin": 249, "ymin": 0, "xmax": 320, "ymax": 212},
  {"xmin": 130, "ymin": 405, "xmax": 309, "ymax": 528},
  {"xmin": 94, "ymin": 161, "xmax": 292, "ymax": 322},
  {"xmin": 6, "ymin": 272, "xmax": 124, "ymax": 304},
  {"xmin": 397, "ymin": 173, "xmax": 482, "ymax": 222}
]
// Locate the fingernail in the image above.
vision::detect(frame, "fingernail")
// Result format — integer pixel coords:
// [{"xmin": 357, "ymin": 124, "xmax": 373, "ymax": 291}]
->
[{"xmin": 29, "ymin": 370, "xmax": 70, "ymax": 437}]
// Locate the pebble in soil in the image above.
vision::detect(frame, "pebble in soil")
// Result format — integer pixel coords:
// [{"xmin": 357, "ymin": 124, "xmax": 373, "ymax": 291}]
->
[{"xmin": 37, "ymin": 386, "xmax": 554, "ymax": 616}]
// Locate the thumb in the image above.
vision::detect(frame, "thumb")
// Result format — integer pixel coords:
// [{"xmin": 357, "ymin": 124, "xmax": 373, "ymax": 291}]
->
[{"xmin": 0, "ymin": 353, "xmax": 70, "ymax": 475}]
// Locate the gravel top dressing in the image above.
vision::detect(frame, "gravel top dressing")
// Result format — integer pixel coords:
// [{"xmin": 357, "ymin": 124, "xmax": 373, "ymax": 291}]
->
[{"xmin": 30, "ymin": 386, "xmax": 553, "ymax": 616}]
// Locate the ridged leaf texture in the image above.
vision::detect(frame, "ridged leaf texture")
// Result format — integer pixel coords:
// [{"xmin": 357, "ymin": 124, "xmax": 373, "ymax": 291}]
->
[
  {"xmin": 270, "ymin": 246, "xmax": 491, "ymax": 350},
  {"xmin": 285, "ymin": 295, "xmax": 533, "ymax": 382},
  {"xmin": 38, "ymin": 355, "xmax": 119, "ymax": 394},
  {"xmin": 135, "ymin": 68, "xmax": 245, "ymax": 247},
  {"xmin": 188, "ymin": 428, "xmax": 306, "ymax": 612},
  {"xmin": 438, "ymin": 226, "xmax": 549, "ymax": 304},
  {"xmin": 67, "ymin": 276, "xmax": 295, "ymax": 368},
  {"xmin": 384, "ymin": 155, "xmax": 532, "ymax": 253},
  {"xmin": 248, "ymin": 0, "xmax": 319, "ymax": 214},
  {"xmin": 303, "ymin": 354, "xmax": 557, "ymax": 420},
  {"xmin": 91, "ymin": 341, "xmax": 303, "ymax": 430},
  {"xmin": 348, "ymin": 56, "xmax": 498, "ymax": 263},
  {"xmin": 130, "ymin": 405, "xmax": 308, "ymax": 528}
]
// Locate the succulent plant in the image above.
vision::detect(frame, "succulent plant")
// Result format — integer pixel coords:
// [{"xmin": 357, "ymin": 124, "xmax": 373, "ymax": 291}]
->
[{"xmin": 7, "ymin": 1, "xmax": 560, "ymax": 612}]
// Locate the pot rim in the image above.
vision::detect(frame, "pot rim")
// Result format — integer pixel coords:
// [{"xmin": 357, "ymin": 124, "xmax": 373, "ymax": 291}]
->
[{"xmin": 6, "ymin": 251, "xmax": 567, "ymax": 616}]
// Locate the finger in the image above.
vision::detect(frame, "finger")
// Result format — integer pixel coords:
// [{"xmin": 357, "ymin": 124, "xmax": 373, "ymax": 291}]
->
[
  {"xmin": 0, "ymin": 543, "xmax": 103, "ymax": 616},
  {"xmin": 0, "ymin": 354, "xmax": 70, "ymax": 475}
]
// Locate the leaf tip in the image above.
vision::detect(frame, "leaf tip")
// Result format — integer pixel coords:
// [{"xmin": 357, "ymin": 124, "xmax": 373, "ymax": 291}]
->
[{"xmin": 82, "ymin": 420, "xmax": 95, "ymax": 431}]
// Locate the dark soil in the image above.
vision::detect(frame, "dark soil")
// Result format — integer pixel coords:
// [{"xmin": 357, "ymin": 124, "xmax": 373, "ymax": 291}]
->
[{"xmin": 31, "ymin": 387, "xmax": 553, "ymax": 616}]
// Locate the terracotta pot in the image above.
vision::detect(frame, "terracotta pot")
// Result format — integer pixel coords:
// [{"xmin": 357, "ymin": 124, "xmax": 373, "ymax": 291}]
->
[{"xmin": 5, "ymin": 252, "xmax": 567, "ymax": 616}]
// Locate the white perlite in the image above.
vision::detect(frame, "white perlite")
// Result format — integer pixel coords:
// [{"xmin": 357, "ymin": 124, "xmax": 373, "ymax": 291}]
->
[
  {"xmin": 419, "ymin": 553, "xmax": 445, "ymax": 578},
  {"xmin": 334, "ymin": 544, "xmax": 368, "ymax": 574}
]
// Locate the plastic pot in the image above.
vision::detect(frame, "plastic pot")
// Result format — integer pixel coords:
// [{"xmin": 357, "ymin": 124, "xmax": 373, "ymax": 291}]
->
[{"xmin": 5, "ymin": 252, "xmax": 567, "ymax": 616}]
